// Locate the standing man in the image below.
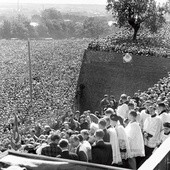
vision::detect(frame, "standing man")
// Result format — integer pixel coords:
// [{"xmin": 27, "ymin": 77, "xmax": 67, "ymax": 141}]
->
[
  {"xmin": 110, "ymin": 95, "xmax": 118, "ymax": 110},
  {"xmin": 100, "ymin": 94, "xmax": 110, "ymax": 116},
  {"xmin": 41, "ymin": 133, "xmax": 61, "ymax": 157},
  {"xmin": 58, "ymin": 139, "xmax": 78, "ymax": 160},
  {"xmin": 70, "ymin": 135, "xmax": 88, "ymax": 162},
  {"xmin": 157, "ymin": 103, "xmax": 169, "ymax": 124},
  {"xmin": 98, "ymin": 118, "xmax": 110, "ymax": 142},
  {"xmin": 142, "ymin": 105, "xmax": 162, "ymax": 163},
  {"xmin": 92, "ymin": 129, "xmax": 113, "ymax": 165},
  {"xmin": 117, "ymin": 94, "xmax": 129, "ymax": 120}
]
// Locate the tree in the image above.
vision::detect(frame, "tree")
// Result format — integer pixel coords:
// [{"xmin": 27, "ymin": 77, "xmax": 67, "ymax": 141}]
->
[
  {"xmin": 106, "ymin": 0, "xmax": 169, "ymax": 40},
  {"xmin": 83, "ymin": 17, "xmax": 108, "ymax": 38},
  {"xmin": 0, "ymin": 20, "xmax": 11, "ymax": 39},
  {"xmin": 41, "ymin": 8, "xmax": 62, "ymax": 21}
]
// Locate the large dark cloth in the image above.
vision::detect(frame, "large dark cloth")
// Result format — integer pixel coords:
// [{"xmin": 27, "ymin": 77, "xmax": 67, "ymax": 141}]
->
[
  {"xmin": 41, "ymin": 143, "xmax": 62, "ymax": 157},
  {"xmin": 57, "ymin": 151, "xmax": 79, "ymax": 161},
  {"xmin": 103, "ymin": 129, "xmax": 110, "ymax": 142},
  {"xmin": 92, "ymin": 140, "xmax": 112, "ymax": 165}
]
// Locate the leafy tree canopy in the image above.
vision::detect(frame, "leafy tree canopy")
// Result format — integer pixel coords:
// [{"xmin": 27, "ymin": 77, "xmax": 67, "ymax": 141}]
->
[
  {"xmin": 41, "ymin": 8, "xmax": 63, "ymax": 21},
  {"xmin": 106, "ymin": 0, "xmax": 169, "ymax": 40}
]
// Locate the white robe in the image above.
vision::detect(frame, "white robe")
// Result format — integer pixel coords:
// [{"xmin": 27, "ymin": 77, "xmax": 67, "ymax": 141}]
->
[
  {"xmin": 125, "ymin": 121, "xmax": 145, "ymax": 157},
  {"xmin": 115, "ymin": 124, "xmax": 132, "ymax": 160},
  {"xmin": 143, "ymin": 116, "xmax": 162, "ymax": 148},
  {"xmin": 108, "ymin": 127, "xmax": 122, "ymax": 164}
]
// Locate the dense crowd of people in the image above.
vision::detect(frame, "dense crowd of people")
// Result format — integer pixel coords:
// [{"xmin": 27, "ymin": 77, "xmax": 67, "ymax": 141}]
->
[
  {"xmin": 1, "ymin": 74, "xmax": 170, "ymax": 169},
  {"xmin": 87, "ymin": 25, "xmax": 170, "ymax": 58}
]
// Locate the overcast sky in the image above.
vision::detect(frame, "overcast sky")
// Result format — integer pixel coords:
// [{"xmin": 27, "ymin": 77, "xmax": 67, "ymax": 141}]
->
[{"xmin": 0, "ymin": 0, "xmax": 168, "ymax": 4}]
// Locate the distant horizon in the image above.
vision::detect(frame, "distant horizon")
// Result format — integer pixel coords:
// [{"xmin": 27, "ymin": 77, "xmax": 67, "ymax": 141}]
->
[{"xmin": 0, "ymin": 0, "xmax": 168, "ymax": 5}]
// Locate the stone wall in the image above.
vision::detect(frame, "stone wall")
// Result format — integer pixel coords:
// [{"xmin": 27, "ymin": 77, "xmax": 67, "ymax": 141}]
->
[{"xmin": 75, "ymin": 50, "xmax": 170, "ymax": 113}]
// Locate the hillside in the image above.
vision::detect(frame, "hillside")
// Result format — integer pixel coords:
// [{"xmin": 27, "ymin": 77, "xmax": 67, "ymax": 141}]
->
[{"xmin": 0, "ymin": 38, "xmax": 90, "ymax": 130}]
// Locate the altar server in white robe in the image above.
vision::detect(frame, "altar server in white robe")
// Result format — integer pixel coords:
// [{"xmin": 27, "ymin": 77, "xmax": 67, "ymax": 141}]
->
[
  {"xmin": 157, "ymin": 103, "xmax": 169, "ymax": 124},
  {"xmin": 108, "ymin": 119, "xmax": 122, "ymax": 165},
  {"xmin": 110, "ymin": 114, "xmax": 132, "ymax": 168},
  {"xmin": 160, "ymin": 122, "xmax": 170, "ymax": 144},
  {"xmin": 125, "ymin": 110, "xmax": 145, "ymax": 169},
  {"xmin": 143, "ymin": 105, "xmax": 162, "ymax": 163}
]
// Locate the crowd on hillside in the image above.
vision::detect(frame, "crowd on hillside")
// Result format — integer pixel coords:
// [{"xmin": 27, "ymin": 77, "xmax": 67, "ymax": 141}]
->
[
  {"xmin": 87, "ymin": 35, "xmax": 170, "ymax": 58},
  {"xmin": 0, "ymin": 73, "xmax": 170, "ymax": 169}
]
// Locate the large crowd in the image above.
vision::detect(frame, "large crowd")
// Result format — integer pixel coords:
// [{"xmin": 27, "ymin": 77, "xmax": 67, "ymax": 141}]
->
[
  {"xmin": 87, "ymin": 25, "xmax": 170, "ymax": 58},
  {"xmin": 1, "ymin": 73, "xmax": 170, "ymax": 169}
]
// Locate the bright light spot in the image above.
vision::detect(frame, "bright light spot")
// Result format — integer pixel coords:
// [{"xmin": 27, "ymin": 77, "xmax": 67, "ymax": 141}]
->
[
  {"xmin": 108, "ymin": 21, "xmax": 117, "ymax": 27},
  {"xmin": 108, "ymin": 21, "xmax": 113, "ymax": 27},
  {"xmin": 30, "ymin": 22, "xmax": 39, "ymax": 27}
]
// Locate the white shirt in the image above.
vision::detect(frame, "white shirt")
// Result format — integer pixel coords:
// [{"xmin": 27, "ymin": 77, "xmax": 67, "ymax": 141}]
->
[
  {"xmin": 125, "ymin": 121, "xmax": 145, "ymax": 157},
  {"xmin": 36, "ymin": 143, "xmax": 48, "ymax": 155},
  {"xmin": 158, "ymin": 112, "xmax": 170, "ymax": 124},
  {"xmin": 139, "ymin": 109, "xmax": 150, "ymax": 131},
  {"xmin": 143, "ymin": 115, "xmax": 162, "ymax": 148}
]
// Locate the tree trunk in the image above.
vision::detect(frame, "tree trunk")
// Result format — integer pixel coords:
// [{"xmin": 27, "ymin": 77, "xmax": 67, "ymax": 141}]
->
[
  {"xmin": 128, "ymin": 17, "xmax": 141, "ymax": 41},
  {"xmin": 133, "ymin": 26, "xmax": 140, "ymax": 41}
]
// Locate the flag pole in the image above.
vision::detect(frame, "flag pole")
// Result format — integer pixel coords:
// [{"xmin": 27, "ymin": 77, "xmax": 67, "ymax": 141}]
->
[{"xmin": 28, "ymin": 39, "xmax": 33, "ymax": 106}]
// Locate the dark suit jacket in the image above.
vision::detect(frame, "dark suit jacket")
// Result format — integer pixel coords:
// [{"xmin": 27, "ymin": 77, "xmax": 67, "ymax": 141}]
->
[
  {"xmin": 92, "ymin": 140, "xmax": 112, "ymax": 165},
  {"xmin": 41, "ymin": 143, "xmax": 62, "ymax": 157},
  {"xmin": 76, "ymin": 145, "xmax": 88, "ymax": 162},
  {"xmin": 57, "ymin": 150, "xmax": 79, "ymax": 161},
  {"xmin": 103, "ymin": 129, "xmax": 110, "ymax": 142}
]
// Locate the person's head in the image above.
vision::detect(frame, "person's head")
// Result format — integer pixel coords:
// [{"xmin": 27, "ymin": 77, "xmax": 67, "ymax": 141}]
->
[
  {"xmin": 148, "ymin": 105, "xmax": 156, "ymax": 115},
  {"xmin": 75, "ymin": 111, "xmax": 80, "ymax": 119},
  {"xmin": 70, "ymin": 135, "xmax": 80, "ymax": 148},
  {"xmin": 80, "ymin": 129, "xmax": 89, "ymax": 140},
  {"xmin": 120, "ymin": 94, "xmax": 127, "ymax": 103},
  {"xmin": 29, "ymin": 138, "xmax": 35, "ymax": 145},
  {"xmin": 63, "ymin": 122, "xmax": 70, "ymax": 130},
  {"xmin": 94, "ymin": 111, "xmax": 100, "ymax": 116},
  {"xmin": 59, "ymin": 139, "xmax": 69, "ymax": 150},
  {"xmin": 105, "ymin": 108, "xmax": 114, "ymax": 117},
  {"xmin": 78, "ymin": 134, "xmax": 84, "ymax": 143},
  {"xmin": 104, "ymin": 94, "xmax": 108, "ymax": 100},
  {"xmin": 163, "ymin": 122, "xmax": 170, "ymax": 134},
  {"xmin": 110, "ymin": 114, "xmax": 119, "ymax": 127},
  {"xmin": 90, "ymin": 123, "xmax": 99, "ymax": 135},
  {"xmin": 128, "ymin": 102, "xmax": 135, "ymax": 110},
  {"xmin": 30, "ymin": 129, "xmax": 35, "ymax": 136},
  {"xmin": 129, "ymin": 110, "xmax": 137, "ymax": 121},
  {"xmin": 104, "ymin": 117, "xmax": 110, "ymax": 127},
  {"xmin": 157, "ymin": 103, "xmax": 166, "ymax": 113},
  {"xmin": 98, "ymin": 118, "xmax": 107, "ymax": 130},
  {"xmin": 44, "ymin": 125, "xmax": 51, "ymax": 132},
  {"xmin": 144, "ymin": 100, "xmax": 152, "ymax": 110},
  {"xmin": 65, "ymin": 129, "xmax": 74, "ymax": 139},
  {"xmin": 94, "ymin": 129, "xmax": 104, "ymax": 142},
  {"xmin": 80, "ymin": 115, "xmax": 85, "ymax": 123},
  {"xmin": 50, "ymin": 133, "xmax": 60, "ymax": 144}
]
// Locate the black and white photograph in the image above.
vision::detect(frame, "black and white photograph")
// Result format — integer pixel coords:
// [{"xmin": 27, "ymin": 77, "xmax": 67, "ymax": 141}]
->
[{"xmin": 0, "ymin": 0, "xmax": 169, "ymax": 169}]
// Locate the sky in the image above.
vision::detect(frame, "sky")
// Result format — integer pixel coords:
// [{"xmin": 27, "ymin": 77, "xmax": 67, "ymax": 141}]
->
[{"xmin": 0, "ymin": 0, "xmax": 168, "ymax": 5}]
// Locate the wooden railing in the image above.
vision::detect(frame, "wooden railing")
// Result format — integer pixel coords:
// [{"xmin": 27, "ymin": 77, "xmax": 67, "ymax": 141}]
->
[{"xmin": 138, "ymin": 136, "xmax": 170, "ymax": 170}]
